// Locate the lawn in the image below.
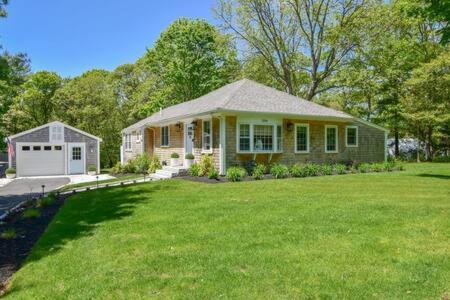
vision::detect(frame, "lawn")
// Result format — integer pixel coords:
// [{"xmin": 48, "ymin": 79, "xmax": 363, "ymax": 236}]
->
[
  {"xmin": 4, "ymin": 163, "xmax": 449, "ymax": 299},
  {"xmin": 58, "ymin": 174, "xmax": 144, "ymax": 192}
]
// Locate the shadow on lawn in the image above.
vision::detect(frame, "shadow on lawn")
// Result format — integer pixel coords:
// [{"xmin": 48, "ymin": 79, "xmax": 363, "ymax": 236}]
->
[
  {"xmin": 415, "ymin": 173, "xmax": 450, "ymax": 180},
  {"xmin": 25, "ymin": 182, "xmax": 176, "ymax": 264}
]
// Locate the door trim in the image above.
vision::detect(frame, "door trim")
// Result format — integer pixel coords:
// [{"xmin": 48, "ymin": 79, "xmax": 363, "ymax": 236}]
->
[{"xmin": 68, "ymin": 143, "xmax": 86, "ymax": 174}]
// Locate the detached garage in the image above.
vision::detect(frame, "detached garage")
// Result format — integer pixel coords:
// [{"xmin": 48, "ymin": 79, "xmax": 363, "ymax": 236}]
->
[{"xmin": 6, "ymin": 121, "xmax": 102, "ymax": 177}]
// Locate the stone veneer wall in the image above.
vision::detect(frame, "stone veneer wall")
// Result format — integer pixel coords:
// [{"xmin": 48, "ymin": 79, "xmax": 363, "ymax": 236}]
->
[{"xmin": 225, "ymin": 116, "xmax": 385, "ymax": 168}]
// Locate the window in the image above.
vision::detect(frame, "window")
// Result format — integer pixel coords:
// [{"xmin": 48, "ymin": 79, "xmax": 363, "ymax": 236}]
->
[
  {"xmin": 124, "ymin": 134, "xmax": 132, "ymax": 150},
  {"xmin": 277, "ymin": 125, "xmax": 283, "ymax": 151},
  {"xmin": 254, "ymin": 125, "xmax": 273, "ymax": 151},
  {"xmin": 33, "ymin": 146, "xmax": 41, "ymax": 151},
  {"xmin": 295, "ymin": 124, "xmax": 309, "ymax": 153},
  {"xmin": 238, "ymin": 124, "xmax": 250, "ymax": 151},
  {"xmin": 72, "ymin": 147, "xmax": 81, "ymax": 160},
  {"xmin": 136, "ymin": 131, "xmax": 142, "ymax": 143},
  {"xmin": 325, "ymin": 125, "xmax": 338, "ymax": 153},
  {"xmin": 346, "ymin": 126, "xmax": 358, "ymax": 147},
  {"xmin": 44, "ymin": 146, "xmax": 52, "ymax": 151},
  {"xmin": 50, "ymin": 125, "xmax": 63, "ymax": 142},
  {"xmin": 161, "ymin": 126, "xmax": 169, "ymax": 147},
  {"xmin": 54, "ymin": 146, "xmax": 62, "ymax": 151},
  {"xmin": 202, "ymin": 120, "xmax": 212, "ymax": 152},
  {"xmin": 22, "ymin": 146, "xmax": 30, "ymax": 151}
]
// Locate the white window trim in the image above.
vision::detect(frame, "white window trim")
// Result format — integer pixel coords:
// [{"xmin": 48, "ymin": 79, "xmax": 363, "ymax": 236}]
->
[
  {"xmin": 202, "ymin": 119, "xmax": 213, "ymax": 153},
  {"xmin": 136, "ymin": 131, "xmax": 142, "ymax": 144},
  {"xmin": 345, "ymin": 126, "xmax": 358, "ymax": 147},
  {"xmin": 124, "ymin": 134, "xmax": 132, "ymax": 151},
  {"xmin": 160, "ymin": 126, "xmax": 170, "ymax": 147},
  {"xmin": 236, "ymin": 122, "xmax": 282, "ymax": 154},
  {"xmin": 49, "ymin": 125, "xmax": 64, "ymax": 143},
  {"xmin": 324, "ymin": 125, "xmax": 339, "ymax": 153},
  {"xmin": 294, "ymin": 123, "xmax": 310, "ymax": 153}
]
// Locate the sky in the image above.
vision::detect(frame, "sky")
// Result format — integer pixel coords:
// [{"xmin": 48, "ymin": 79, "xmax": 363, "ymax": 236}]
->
[{"xmin": 0, "ymin": 0, "xmax": 216, "ymax": 77}]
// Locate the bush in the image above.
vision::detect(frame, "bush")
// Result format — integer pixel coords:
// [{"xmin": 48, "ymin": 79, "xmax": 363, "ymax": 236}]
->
[
  {"xmin": 87, "ymin": 165, "xmax": 97, "ymax": 172},
  {"xmin": 320, "ymin": 164, "xmax": 333, "ymax": 175},
  {"xmin": 111, "ymin": 162, "xmax": 124, "ymax": 174},
  {"xmin": 333, "ymin": 164, "xmax": 347, "ymax": 175},
  {"xmin": 1, "ymin": 228, "xmax": 16, "ymax": 240},
  {"xmin": 208, "ymin": 168, "xmax": 219, "ymax": 180},
  {"xmin": 188, "ymin": 163, "xmax": 200, "ymax": 176},
  {"xmin": 371, "ymin": 163, "xmax": 384, "ymax": 172},
  {"xmin": 270, "ymin": 164, "xmax": 289, "ymax": 179},
  {"xmin": 134, "ymin": 154, "xmax": 150, "ymax": 174},
  {"xmin": 198, "ymin": 155, "xmax": 214, "ymax": 177},
  {"xmin": 252, "ymin": 164, "xmax": 266, "ymax": 180},
  {"xmin": 5, "ymin": 168, "xmax": 16, "ymax": 174},
  {"xmin": 37, "ymin": 196, "xmax": 55, "ymax": 208},
  {"xmin": 289, "ymin": 164, "xmax": 305, "ymax": 178},
  {"xmin": 226, "ymin": 166, "xmax": 246, "ymax": 182},
  {"xmin": 171, "ymin": 152, "xmax": 179, "ymax": 159},
  {"xmin": 185, "ymin": 153, "xmax": 195, "ymax": 160},
  {"xmin": 22, "ymin": 208, "xmax": 41, "ymax": 219},
  {"xmin": 123, "ymin": 159, "xmax": 137, "ymax": 173},
  {"xmin": 383, "ymin": 161, "xmax": 395, "ymax": 172},
  {"xmin": 148, "ymin": 156, "xmax": 162, "ymax": 173},
  {"xmin": 358, "ymin": 163, "xmax": 372, "ymax": 173},
  {"xmin": 244, "ymin": 160, "xmax": 257, "ymax": 175},
  {"xmin": 303, "ymin": 163, "xmax": 321, "ymax": 176},
  {"xmin": 433, "ymin": 156, "xmax": 450, "ymax": 163}
]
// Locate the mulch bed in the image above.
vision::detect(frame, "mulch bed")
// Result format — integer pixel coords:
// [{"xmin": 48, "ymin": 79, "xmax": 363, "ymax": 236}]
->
[
  {"xmin": 177, "ymin": 174, "xmax": 275, "ymax": 184},
  {"xmin": 0, "ymin": 194, "xmax": 69, "ymax": 295}
]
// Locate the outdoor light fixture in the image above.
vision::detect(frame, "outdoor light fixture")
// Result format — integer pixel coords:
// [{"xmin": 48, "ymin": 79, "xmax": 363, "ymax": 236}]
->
[
  {"xmin": 191, "ymin": 120, "xmax": 198, "ymax": 130},
  {"xmin": 286, "ymin": 122, "xmax": 294, "ymax": 132},
  {"xmin": 41, "ymin": 185, "xmax": 45, "ymax": 197},
  {"xmin": 175, "ymin": 122, "xmax": 182, "ymax": 132}
]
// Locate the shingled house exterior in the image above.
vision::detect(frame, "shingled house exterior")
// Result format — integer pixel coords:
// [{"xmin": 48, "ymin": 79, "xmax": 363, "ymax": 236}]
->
[{"xmin": 121, "ymin": 79, "xmax": 387, "ymax": 175}]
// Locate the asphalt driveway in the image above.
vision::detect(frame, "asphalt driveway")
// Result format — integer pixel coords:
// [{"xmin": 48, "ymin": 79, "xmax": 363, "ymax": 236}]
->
[{"xmin": 0, "ymin": 177, "xmax": 70, "ymax": 217}]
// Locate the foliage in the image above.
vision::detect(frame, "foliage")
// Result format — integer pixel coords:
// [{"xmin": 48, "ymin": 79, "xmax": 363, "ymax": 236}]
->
[
  {"xmin": 122, "ymin": 159, "xmax": 137, "ymax": 174},
  {"xmin": 320, "ymin": 164, "xmax": 333, "ymax": 176},
  {"xmin": 289, "ymin": 164, "xmax": 305, "ymax": 178},
  {"xmin": 5, "ymin": 167, "xmax": 15, "ymax": 174},
  {"xmin": 226, "ymin": 166, "xmax": 246, "ymax": 182},
  {"xmin": 270, "ymin": 164, "xmax": 289, "ymax": 179},
  {"xmin": 357, "ymin": 163, "xmax": 372, "ymax": 173},
  {"xmin": 371, "ymin": 163, "xmax": 384, "ymax": 172},
  {"xmin": 111, "ymin": 162, "xmax": 124, "ymax": 174},
  {"xmin": 433, "ymin": 156, "xmax": 450, "ymax": 163},
  {"xmin": 185, "ymin": 153, "xmax": 195, "ymax": 160},
  {"xmin": 198, "ymin": 155, "xmax": 214, "ymax": 177},
  {"xmin": 37, "ymin": 196, "xmax": 55, "ymax": 208},
  {"xmin": 88, "ymin": 165, "xmax": 97, "ymax": 172},
  {"xmin": 170, "ymin": 153, "xmax": 179, "ymax": 159},
  {"xmin": 252, "ymin": 163, "xmax": 266, "ymax": 180},
  {"xmin": 133, "ymin": 154, "xmax": 150, "ymax": 174},
  {"xmin": 188, "ymin": 163, "xmax": 200, "ymax": 177},
  {"xmin": 1, "ymin": 228, "xmax": 16, "ymax": 240},
  {"xmin": 207, "ymin": 168, "xmax": 219, "ymax": 180},
  {"xmin": 22, "ymin": 208, "xmax": 41, "ymax": 219},
  {"xmin": 333, "ymin": 164, "xmax": 347, "ymax": 175},
  {"xmin": 302, "ymin": 164, "xmax": 321, "ymax": 177},
  {"xmin": 148, "ymin": 156, "xmax": 162, "ymax": 174}
]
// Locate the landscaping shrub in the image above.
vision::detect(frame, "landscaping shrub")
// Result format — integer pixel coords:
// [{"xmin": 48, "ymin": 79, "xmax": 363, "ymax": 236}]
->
[
  {"xmin": 433, "ymin": 155, "xmax": 450, "ymax": 163},
  {"xmin": 290, "ymin": 164, "xmax": 305, "ymax": 178},
  {"xmin": 333, "ymin": 164, "xmax": 347, "ymax": 175},
  {"xmin": 226, "ymin": 166, "xmax": 246, "ymax": 182},
  {"xmin": 88, "ymin": 165, "xmax": 97, "ymax": 172},
  {"xmin": 1, "ymin": 228, "xmax": 16, "ymax": 240},
  {"xmin": 123, "ymin": 159, "xmax": 137, "ymax": 173},
  {"xmin": 5, "ymin": 168, "xmax": 16, "ymax": 174},
  {"xmin": 383, "ymin": 161, "xmax": 395, "ymax": 172},
  {"xmin": 371, "ymin": 163, "xmax": 384, "ymax": 172},
  {"xmin": 171, "ymin": 153, "xmax": 179, "ymax": 159},
  {"xmin": 252, "ymin": 164, "xmax": 266, "ymax": 180},
  {"xmin": 244, "ymin": 160, "xmax": 257, "ymax": 175},
  {"xmin": 208, "ymin": 168, "xmax": 219, "ymax": 180},
  {"xmin": 320, "ymin": 164, "xmax": 333, "ymax": 175},
  {"xmin": 270, "ymin": 164, "xmax": 289, "ymax": 179},
  {"xmin": 134, "ymin": 154, "xmax": 151, "ymax": 174},
  {"xmin": 198, "ymin": 155, "xmax": 214, "ymax": 177},
  {"xmin": 188, "ymin": 163, "xmax": 200, "ymax": 176},
  {"xmin": 185, "ymin": 153, "xmax": 195, "ymax": 160},
  {"xmin": 358, "ymin": 163, "xmax": 372, "ymax": 173},
  {"xmin": 37, "ymin": 196, "xmax": 55, "ymax": 208},
  {"xmin": 22, "ymin": 208, "xmax": 41, "ymax": 219},
  {"xmin": 148, "ymin": 156, "xmax": 162, "ymax": 173},
  {"xmin": 302, "ymin": 163, "xmax": 321, "ymax": 176},
  {"xmin": 111, "ymin": 162, "xmax": 124, "ymax": 174}
]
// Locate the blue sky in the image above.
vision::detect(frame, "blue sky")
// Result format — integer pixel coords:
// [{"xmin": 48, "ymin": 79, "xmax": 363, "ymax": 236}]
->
[{"xmin": 0, "ymin": 0, "xmax": 216, "ymax": 77}]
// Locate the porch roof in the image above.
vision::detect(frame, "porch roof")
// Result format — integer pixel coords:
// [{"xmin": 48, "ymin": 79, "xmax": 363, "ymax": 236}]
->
[{"xmin": 123, "ymin": 79, "xmax": 354, "ymax": 133}]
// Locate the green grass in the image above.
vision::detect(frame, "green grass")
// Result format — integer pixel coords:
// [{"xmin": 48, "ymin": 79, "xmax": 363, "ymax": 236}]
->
[
  {"xmin": 4, "ymin": 163, "xmax": 450, "ymax": 299},
  {"xmin": 58, "ymin": 174, "xmax": 143, "ymax": 191}
]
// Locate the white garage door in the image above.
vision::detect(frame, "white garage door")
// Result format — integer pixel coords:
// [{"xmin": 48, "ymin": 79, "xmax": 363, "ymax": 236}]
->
[{"xmin": 17, "ymin": 144, "xmax": 65, "ymax": 176}]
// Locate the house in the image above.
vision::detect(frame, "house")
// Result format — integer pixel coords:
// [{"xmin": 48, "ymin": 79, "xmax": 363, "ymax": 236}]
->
[
  {"xmin": 6, "ymin": 121, "xmax": 102, "ymax": 177},
  {"xmin": 121, "ymin": 79, "xmax": 387, "ymax": 175}
]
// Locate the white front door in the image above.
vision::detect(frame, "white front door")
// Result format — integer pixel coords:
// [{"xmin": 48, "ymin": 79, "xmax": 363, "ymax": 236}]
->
[
  {"xmin": 185, "ymin": 123, "xmax": 194, "ymax": 155},
  {"xmin": 69, "ymin": 143, "xmax": 85, "ymax": 174}
]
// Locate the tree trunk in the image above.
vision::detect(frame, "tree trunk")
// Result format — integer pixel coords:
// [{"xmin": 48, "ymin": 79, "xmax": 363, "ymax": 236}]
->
[
  {"xmin": 426, "ymin": 126, "xmax": 433, "ymax": 161},
  {"xmin": 416, "ymin": 125, "xmax": 420, "ymax": 163},
  {"xmin": 394, "ymin": 128, "xmax": 400, "ymax": 158}
]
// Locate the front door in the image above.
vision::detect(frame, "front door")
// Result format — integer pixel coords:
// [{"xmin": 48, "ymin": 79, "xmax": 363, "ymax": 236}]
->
[
  {"xmin": 185, "ymin": 123, "xmax": 194, "ymax": 155},
  {"xmin": 69, "ymin": 144, "xmax": 84, "ymax": 174}
]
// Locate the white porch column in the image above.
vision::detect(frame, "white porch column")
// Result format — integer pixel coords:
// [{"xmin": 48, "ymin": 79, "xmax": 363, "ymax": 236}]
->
[{"xmin": 219, "ymin": 116, "xmax": 226, "ymax": 175}]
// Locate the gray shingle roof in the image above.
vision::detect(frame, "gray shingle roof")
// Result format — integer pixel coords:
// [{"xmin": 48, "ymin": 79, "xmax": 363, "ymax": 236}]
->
[{"xmin": 123, "ymin": 79, "xmax": 353, "ymax": 132}]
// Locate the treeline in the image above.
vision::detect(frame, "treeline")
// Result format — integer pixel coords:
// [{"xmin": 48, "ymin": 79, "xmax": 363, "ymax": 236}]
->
[{"xmin": 0, "ymin": 0, "xmax": 448, "ymax": 167}]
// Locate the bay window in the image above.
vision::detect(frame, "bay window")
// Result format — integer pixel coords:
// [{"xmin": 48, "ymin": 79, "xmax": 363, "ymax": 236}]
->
[
  {"xmin": 237, "ymin": 122, "xmax": 282, "ymax": 152},
  {"xmin": 202, "ymin": 120, "xmax": 212, "ymax": 152},
  {"xmin": 325, "ymin": 125, "xmax": 338, "ymax": 153}
]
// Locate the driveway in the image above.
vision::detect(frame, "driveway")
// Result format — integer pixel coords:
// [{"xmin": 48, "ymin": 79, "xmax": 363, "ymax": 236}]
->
[{"xmin": 0, "ymin": 177, "xmax": 70, "ymax": 217}]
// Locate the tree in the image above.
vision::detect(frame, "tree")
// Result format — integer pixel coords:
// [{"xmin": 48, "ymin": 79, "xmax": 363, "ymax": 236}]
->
[
  {"xmin": 53, "ymin": 70, "xmax": 121, "ymax": 167},
  {"xmin": 216, "ymin": 0, "xmax": 372, "ymax": 99},
  {"xmin": 402, "ymin": 51, "xmax": 450, "ymax": 160},
  {"xmin": 0, "ymin": 0, "xmax": 8, "ymax": 17},
  {"xmin": 146, "ymin": 18, "xmax": 240, "ymax": 106}
]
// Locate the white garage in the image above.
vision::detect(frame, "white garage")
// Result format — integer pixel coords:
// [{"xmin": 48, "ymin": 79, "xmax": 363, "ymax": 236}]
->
[{"xmin": 6, "ymin": 121, "xmax": 102, "ymax": 177}]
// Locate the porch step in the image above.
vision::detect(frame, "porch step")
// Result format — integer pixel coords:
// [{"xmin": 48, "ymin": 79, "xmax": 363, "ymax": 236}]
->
[
  {"xmin": 156, "ymin": 169, "xmax": 177, "ymax": 178},
  {"xmin": 162, "ymin": 165, "xmax": 188, "ymax": 176},
  {"xmin": 149, "ymin": 173, "xmax": 170, "ymax": 180}
]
